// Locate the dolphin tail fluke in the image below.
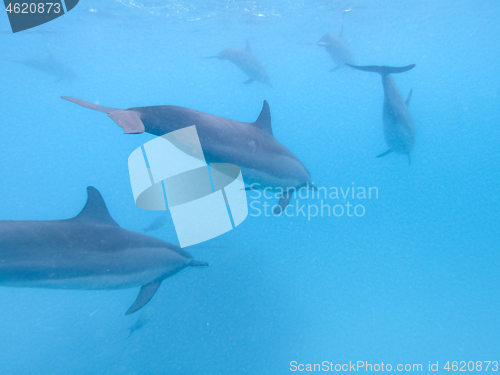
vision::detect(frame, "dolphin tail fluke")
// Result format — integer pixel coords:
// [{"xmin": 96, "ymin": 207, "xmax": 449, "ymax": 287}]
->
[
  {"xmin": 62, "ymin": 96, "xmax": 145, "ymax": 134},
  {"xmin": 376, "ymin": 149, "xmax": 392, "ymax": 158},
  {"xmin": 108, "ymin": 110, "xmax": 145, "ymax": 134},
  {"xmin": 190, "ymin": 261, "xmax": 209, "ymax": 267},
  {"xmin": 244, "ymin": 78, "xmax": 254, "ymax": 84},
  {"xmin": 330, "ymin": 65, "xmax": 341, "ymax": 72},
  {"xmin": 346, "ymin": 64, "xmax": 416, "ymax": 76},
  {"xmin": 126, "ymin": 280, "xmax": 161, "ymax": 315},
  {"xmin": 273, "ymin": 191, "xmax": 292, "ymax": 215}
]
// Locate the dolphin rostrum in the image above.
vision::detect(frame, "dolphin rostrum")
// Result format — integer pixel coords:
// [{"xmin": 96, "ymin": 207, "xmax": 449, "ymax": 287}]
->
[
  {"xmin": 347, "ymin": 64, "xmax": 416, "ymax": 164},
  {"xmin": 208, "ymin": 40, "xmax": 271, "ymax": 85},
  {"xmin": 0, "ymin": 187, "xmax": 208, "ymax": 315},
  {"xmin": 61, "ymin": 97, "xmax": 312, "ymax": 213}
]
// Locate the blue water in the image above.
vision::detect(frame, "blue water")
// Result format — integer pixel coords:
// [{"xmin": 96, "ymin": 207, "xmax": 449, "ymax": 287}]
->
[{"xmin": 0, "ymin": 0, "xmax": 499, "ymax": 374}]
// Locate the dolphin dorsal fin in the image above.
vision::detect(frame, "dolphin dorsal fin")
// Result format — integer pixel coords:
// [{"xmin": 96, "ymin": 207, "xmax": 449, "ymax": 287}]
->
[
  {"xmin": 252, "ymin": 100, "xmax": 273, "ymax": 136},
  {"xmin": 72, "ymin": 187, "xmax": 119, "ymax": 226},
  {"xmin": 245, "ymin": 39, "xmax": 251, "ymax": 52},
  {"xmin": 339, "ymin": 12, "xmax": 345, "ymax": 38}
]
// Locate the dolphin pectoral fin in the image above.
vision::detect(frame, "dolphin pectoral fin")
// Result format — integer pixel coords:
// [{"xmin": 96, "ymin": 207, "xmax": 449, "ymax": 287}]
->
[
  {"xmin": 309, "ymin": 183, "xmax": 319, "ymax": 191},
  {"xmin": 406, "ymin": 89, "xmax": 413, "ymax": 107},
  {"xmin": 244, "ymin": 78, "xmax": 254, "ymax": 84},
  {"xmin": 376, "ymin": 150, "xmax": 393, "ymax": 158},
  {"xmin": 273, "ymin": 192, "xmax": 292, "ymax": 215},
  {"xmin": 407, "ymin": 154, "xmax": 412, "ymax": 166},
  {"xmin": 330, "ymin": 65, "xmax": 341, "ymax": 72},
  {"xmin": 108, "ymin": 110, "xmax": 145, "ymax": 134},
  {"xmin": 61, "ymin": 96, "xmax": 120, "ymax": 114},
  {"xmin": 125, "ymin": 280, "xmax": 161, "ymax": 315}
]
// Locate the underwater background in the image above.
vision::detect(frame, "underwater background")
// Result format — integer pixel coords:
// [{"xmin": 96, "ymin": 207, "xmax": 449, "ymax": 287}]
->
[{"xmin": 0, "ymin": 0, "xmax": 499, "ymax": 373}]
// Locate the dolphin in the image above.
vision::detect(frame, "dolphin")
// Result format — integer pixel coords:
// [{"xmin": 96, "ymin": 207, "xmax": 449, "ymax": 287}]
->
[
  {"xmin": 314, "ymin": 34, "xmax": 355, "ymax": 72},
  {"xmin": 61, "ymin": 97, "xmax": 312, "ymax": 214},
  {"xmin": 143, "ymin": 216, "xmax": 169, "ymax": 233},
  {"xmin": 208, "ymin": 40, "xmax": 271, "ymax": 85},
  {"xmin": 347, "ymin": 64, "xmax": 416, "ymax": 164},
  {"xmin": 8, "ymin": 53, "xmax": 77, "ymax": 82},
  {"xmin": 127, "ymin": 306, "xmax": 155, "ymax": 339},
  {"xmin": 313, "ymin": 13, "xmax": 355, "ymax": 71},
  {"xmin": 0, "ymin": 187, "xmax": 208, "ymax": 315}
]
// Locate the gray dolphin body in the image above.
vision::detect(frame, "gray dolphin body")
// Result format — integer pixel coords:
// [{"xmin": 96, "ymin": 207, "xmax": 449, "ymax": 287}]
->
[
  {"xmin": 9, "ymin": 54, "xmax": 77, "ymax": 81},
  {"xmin": 0, "ymin": 187, "xmax": 207, "ymax": 315},
  {"xmin": 210, "ymin": 40, "xmax": 270, "ymax": 85},
  {"xmin": 61, "ymin": 97, "xmax": 311, "ymax": 213},
  {"xmin": 347, "ymin": 64, "xmax": 416, "ymax": 163},
  {"xmin": 316, "ymin": 33, "xmax": 355, "ymax": 72}
]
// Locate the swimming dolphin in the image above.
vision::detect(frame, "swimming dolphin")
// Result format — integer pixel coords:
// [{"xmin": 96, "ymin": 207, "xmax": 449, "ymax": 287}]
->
[
  {"xmin": 314, "ymin": 33, "xmax": 355, "ymax": 72},
  {"xmin": 347, "ymin": 64, "xmax": 416, "ymax": 164},
  {"xmin": 143, "ymin": 216, "xmax": 169, "ymax": 233},
  {"xmin": 61, "ymin": 97, "xmax": 312, "ymax": 213},
  {"xmin": 8, "ymin": 53, "xmax": 77, "ymax": 82},
  {"xmin": 313, "ymin": 13, "xmax": 355, "ymax": 71},
  {"xmin": 0, "ymin": 187, "xmax": 208, "ymax": 315},
  {"xmin": 208, "ymin": 40, "xmax": 271, "ymax": 85},
  {"xmin": 127, "ymin": 306, "xmax": 155, "ymax": 339}
]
